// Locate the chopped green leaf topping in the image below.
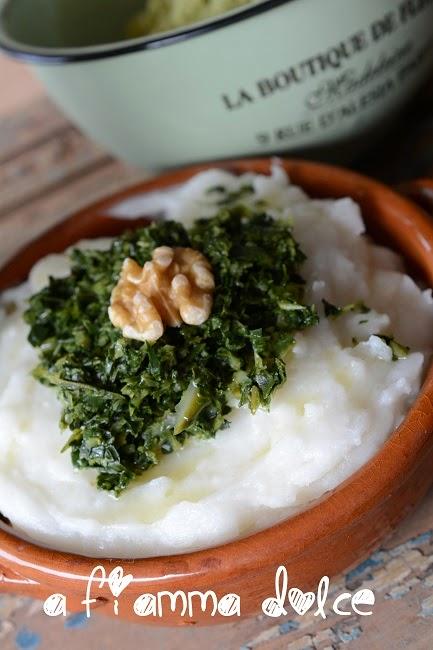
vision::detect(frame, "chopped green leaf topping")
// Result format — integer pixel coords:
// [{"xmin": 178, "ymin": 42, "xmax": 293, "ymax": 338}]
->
[
  {"xmin": 206, "ymin": 184, "xmax": 255, "ymax": 206},
  {"xmin": 323, "ymin": 299, "xmax": 370, "ymax": 319},
  {"xmin": 378, "ymin": 335, "xmax": 410, "ymax": 361},
  {"xmin": 24, "ymin": 205, "xmax": 318, "ymax": 495}
]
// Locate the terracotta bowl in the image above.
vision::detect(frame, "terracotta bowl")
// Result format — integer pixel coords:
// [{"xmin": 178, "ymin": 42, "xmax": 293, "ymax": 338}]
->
[{"xmin": 1, "ymin": 159, "xmax": 433, "ymax": 626}]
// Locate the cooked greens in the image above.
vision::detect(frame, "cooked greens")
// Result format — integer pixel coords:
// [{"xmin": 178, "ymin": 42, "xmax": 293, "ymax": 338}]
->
[
  {"xmin": 321, "ymin": 300, "xmax": 409, "ymax": 359},
  {"xmin": 25, "ymin": 205, "xmax": 318, "ymax": 495},
  {"xmin": 322, "ymin": 299, "xmax": 370, "ymax": 319},
  {"xmin": 378, "ymin": 335, "xmax": 410, "ymax": 361}
]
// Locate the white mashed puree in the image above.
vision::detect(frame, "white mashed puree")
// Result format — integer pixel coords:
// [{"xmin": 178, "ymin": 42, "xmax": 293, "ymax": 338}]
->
[{"xmin": 1, "ymin": 166, "xmax": 433, "ymax": 559}]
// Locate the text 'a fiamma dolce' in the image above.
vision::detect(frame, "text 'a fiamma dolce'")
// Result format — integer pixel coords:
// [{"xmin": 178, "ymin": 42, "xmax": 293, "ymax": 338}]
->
[{"xmin": 42, "ymin": 565, "xmax": 375, "ymax": 620}]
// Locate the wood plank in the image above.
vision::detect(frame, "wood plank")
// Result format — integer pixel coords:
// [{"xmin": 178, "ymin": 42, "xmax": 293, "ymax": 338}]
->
[
  {"xmin": 0, "ymin": 160, "xmax": 148, "ymax": 267},
  {"xmin": 0, "ymin": 96, "xmax": 68, "ymax": 164},
  {"xmin": 0, "ymin": 55, "xmax": 43, "ymax": 117},
  {"xmin": 0, "ymin": 127, "xmax": 110, "ymax": 217}
]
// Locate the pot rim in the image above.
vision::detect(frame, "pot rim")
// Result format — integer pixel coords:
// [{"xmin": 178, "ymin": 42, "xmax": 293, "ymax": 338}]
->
[
  {"xmin": 1, "ymin": 157, "xmax": 433, "ymax": 589},
  {"xmin": 0, "ymin": 0, "xmax": 293, "ymax": 64}
]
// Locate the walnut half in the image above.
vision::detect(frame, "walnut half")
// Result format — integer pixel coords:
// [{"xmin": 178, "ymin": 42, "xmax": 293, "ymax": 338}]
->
[{"xmin": 108, "ymin": 246, "xmax": 215, "ymax": 342}]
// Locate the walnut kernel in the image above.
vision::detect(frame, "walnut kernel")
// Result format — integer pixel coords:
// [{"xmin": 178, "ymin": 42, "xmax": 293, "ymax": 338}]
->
[{"xmin": 108, "ymin": 247, "xmax": 214, "ymax": 342}]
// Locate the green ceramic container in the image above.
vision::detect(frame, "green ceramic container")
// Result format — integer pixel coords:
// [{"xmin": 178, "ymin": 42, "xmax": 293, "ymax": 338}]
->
[{"xmin": 1, "ymin": 0, "xmax": 433, "ymax": 169}]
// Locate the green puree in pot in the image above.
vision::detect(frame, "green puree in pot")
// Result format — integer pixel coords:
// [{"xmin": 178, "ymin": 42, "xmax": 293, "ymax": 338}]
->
[{"xmin": 127, "ymin": 0, "xmax": 257, "ymax": 38}]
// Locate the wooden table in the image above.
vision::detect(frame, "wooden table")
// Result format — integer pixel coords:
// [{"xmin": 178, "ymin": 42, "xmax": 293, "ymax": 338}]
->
[{"xmin": 1, "ymin": 73, "xmax": 433, "ymax": 650}]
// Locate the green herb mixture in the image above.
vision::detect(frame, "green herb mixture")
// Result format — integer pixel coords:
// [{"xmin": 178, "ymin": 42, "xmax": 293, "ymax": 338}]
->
[
  {"xmin": 322, "ymin": 299, "xmax": 370, "ymax": 319},
  {"xmin": 24, "ymin": 204, "xmax": 318, "ymax": 495},
  {"xmin": 127, "ymin": 0, "xmax": 254, "ymax": 38}
]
